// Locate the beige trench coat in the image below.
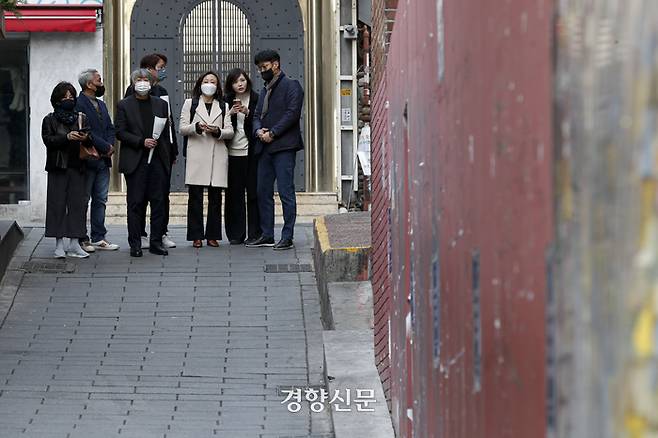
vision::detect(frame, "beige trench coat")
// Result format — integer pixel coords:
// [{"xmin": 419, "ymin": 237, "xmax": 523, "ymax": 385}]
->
[{"xmin": 179, "ymin": 98, "xmax": 233, "ymax": 187}]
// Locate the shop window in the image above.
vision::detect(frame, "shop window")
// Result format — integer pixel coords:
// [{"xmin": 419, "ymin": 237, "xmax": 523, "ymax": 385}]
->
[{"xmin": 0, "ymin": 39, "xmax": 29, "ymax": 204}]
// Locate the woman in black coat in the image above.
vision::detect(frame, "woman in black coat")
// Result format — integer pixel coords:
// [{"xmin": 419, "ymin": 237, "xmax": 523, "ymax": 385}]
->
[
  {"xmin": 223, "ymin": 68, "xmax": 261, "ymax": 244},
  {"xmin": 42, "ymin": 81, "xmax": 93, "ymax": 259}
]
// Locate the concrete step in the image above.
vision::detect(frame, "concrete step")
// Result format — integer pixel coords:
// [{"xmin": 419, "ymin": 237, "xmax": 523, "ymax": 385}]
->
[
  {"xmin": 313, "ymin": 212, "xmax": 371, "ymax": 327},
  {"xmin": 323, "ymin": 329, "xmax": 395, "ymax": 438},
  {"xmin": 326, "ymin": 281, "xmax": 374, "ymax": 331},
  {"xmin": 105, "ymin": 192, "xmax": 338, "ymax": 225},
  {"xmin": 311, "ymin": 213, "xmax": 392, "ymax": 437}
]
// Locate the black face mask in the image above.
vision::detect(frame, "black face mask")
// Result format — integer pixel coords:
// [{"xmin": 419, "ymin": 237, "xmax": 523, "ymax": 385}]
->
[
  {"xmin": 261, "ymin": 68, "xmax": 274, "ymax": 82},
  {"xmin": 59, "ymin": 99, "xmax": 76, "ymax": 111},
  {"xmin": 94, "ymin": 84, "xmax": 106, "ymax": 98}
]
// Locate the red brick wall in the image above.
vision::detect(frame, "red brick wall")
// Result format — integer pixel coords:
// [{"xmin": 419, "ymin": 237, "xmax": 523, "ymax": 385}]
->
[
  {"xmin": 371, "ymin": 0, "xmax": 397, "ymax": 91},
  {"xmin": 370, "ymin": 0, "xmax": 397, "ymax": 404},
  {"xmin": 370, "ymin": 71, "xmax": 392, "ymax": 401}
]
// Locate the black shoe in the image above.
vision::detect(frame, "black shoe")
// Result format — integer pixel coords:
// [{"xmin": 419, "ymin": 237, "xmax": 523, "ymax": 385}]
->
[
  {"xmin": 130, "ymin": 248, "xmax": 143, "ymax": 257},
  {"xmin": 244, "ymin": 236, "xmax": 262, "ymax": 246},
  {"xmin": 229, "ymin": 239, "xmax": 244, "ymax": 245},
  {"xmin": 149, "ymin": 243, "xmax": 169, "ymax": 256},
  {"xmin": 273, "ymin": 239, "xmax": 294, "ymax": 250},
  {"xmin": 245, "ymin": 236, "xmax": 275, "ymax": 247}
]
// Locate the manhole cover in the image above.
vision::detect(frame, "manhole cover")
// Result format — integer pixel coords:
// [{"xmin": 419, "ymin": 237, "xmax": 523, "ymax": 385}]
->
[
  {"xmin": 265, "ymin": 264, "xmax": 313, "ymax": 273},
  {"xmin": 21, "ymin": 260, "xmax": 76, "ymax": 274}
]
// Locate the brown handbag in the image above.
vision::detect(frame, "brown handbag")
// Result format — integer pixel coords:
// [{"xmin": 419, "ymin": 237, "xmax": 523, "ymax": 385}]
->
[{"xmin": 77, "ymin": 112, "xmax": 100, "ymax": 160}]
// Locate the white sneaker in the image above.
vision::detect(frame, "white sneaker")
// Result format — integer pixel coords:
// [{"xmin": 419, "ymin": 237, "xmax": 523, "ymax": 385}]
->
[
  {"xmin": 162, "ymin": 234, "xmax": 177, "ymax": 248},
  {"xmin": 141, "ymin": 236, "xmax": 150, "ymax": 249},
  {"xmin": 80, "ymin": 241, "xmax": 96, "ymax": 253},
  {"xmin": 54, "ymin": 247, "xmax": 66, "ymax": 259},
  {"xmin": 66, "ymin": 247, "xmax": 90, "ymax": 258},
  {"xmin": 91, "ymin": 239, "xmax": 120, "ymax": 251}
]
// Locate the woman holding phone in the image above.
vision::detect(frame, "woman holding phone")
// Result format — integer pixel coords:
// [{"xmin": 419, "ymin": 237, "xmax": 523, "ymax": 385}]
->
[
  {"xmin": 42, "ymin": 81, "xmax": 94, "ymax": 259},
  {"xmin": 179, "ymin": 71, "xmax": 233, "ymax": 248},
  {"xmin": 223, "ymin": 68, "xmax": 261, "ymax": 245}
]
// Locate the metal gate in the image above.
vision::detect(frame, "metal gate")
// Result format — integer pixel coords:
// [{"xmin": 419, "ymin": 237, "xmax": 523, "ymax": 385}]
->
[
  {"xmin": 130, "ymin": 0, "xmax": 305, "ymax": 191},
  {"xmin": 181, "ymin": 1, "xmax": 251, "ymax": 98}
]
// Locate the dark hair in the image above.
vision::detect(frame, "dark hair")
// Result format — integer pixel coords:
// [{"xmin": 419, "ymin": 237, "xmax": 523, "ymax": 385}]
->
[
  {"xmin": 254, "ymin": 49, "xmax": 280, "ymax": 65},
  {"xmin": 224, "ymin": 68, "xmax": 252, "ymax": 95},
  {"xmin": 50, "ymin": 81, "xmax": 77, "ymax": 107},
  {"xmin": 139, "ymin": 53, "xmax": 167, "ymax": 69},
  {"xmin": 191, "ymin": 71, "xmax": 223, "ymax": 101}
]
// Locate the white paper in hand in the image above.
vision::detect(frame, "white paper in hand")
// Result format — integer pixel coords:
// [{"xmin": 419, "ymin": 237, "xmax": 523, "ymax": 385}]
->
[{"xmin": 148, "ymin": 116, "xmax": 167, "ymax": 164}]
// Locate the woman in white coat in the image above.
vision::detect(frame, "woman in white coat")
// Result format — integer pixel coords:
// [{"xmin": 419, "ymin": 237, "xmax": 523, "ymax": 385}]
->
[{"xmin": 179, "ymin": 71, "xmax": 233, "ymax": 248}]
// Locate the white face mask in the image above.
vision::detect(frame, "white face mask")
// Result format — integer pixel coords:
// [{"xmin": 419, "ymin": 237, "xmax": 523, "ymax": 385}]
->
[
  {"xmin": 134, "ymin": 80, "xmax": 151, "ymax": 96},
  {"xmin": 201, "ymin": 83, "xmax": 217, "ymax": 96}
]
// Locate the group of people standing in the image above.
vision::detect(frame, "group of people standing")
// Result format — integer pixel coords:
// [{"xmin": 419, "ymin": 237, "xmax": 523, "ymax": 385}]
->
[{"xmin": 42, "ymin": 49, "xmax": 304, "ymax": 258}]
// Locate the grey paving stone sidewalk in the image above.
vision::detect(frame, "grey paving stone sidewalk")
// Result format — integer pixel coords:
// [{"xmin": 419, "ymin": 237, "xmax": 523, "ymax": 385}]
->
[{"xmin": 0, "ymin": 225, "xmax": 333, "ymax": 438}]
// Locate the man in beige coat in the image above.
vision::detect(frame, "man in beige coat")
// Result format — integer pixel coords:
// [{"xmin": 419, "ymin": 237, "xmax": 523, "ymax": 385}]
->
[{"xmin": 179, "ymin": 71, "xmax": 233, "ymax": 248}]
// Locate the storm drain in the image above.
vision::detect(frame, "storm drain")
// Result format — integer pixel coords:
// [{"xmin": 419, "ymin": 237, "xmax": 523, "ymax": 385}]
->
[
  {"xmin": 265, "ymin": 263, "xmax": 313, "ymax": 273},
  {"xmin": 20, "ymin": 260, "xmax": 76, "ymax": 274}
]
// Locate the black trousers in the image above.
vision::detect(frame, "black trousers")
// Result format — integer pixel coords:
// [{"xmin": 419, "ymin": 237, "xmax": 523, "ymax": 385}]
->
[
  {"xmin": 125, "ymin": 157, "xmax": 167, "ymax": 250},
  {"xmin": 225, "ymin": 155, "xmax": 261, "ymax": 242},
  {"xmin": 187, "ymin": 185, "xmax": 222, "ymax": 241},
  {"xmin": 45, "ymin": 168, "xmax": 87, "ymax": 239},
  {"xmin": 140, "ymin": 167, "xmax": 171, "ymax": 237}
]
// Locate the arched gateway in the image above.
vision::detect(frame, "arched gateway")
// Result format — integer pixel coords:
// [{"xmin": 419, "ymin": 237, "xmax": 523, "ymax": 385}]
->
[{"xmin": 130, "ymin": 0, "xmax": 305, "ymax": 191}]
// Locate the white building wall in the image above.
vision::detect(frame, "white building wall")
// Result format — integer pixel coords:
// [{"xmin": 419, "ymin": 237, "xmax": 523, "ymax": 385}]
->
[{"xmin": 0, "ymin": 30, "xmax": 103, "ymax": 225}]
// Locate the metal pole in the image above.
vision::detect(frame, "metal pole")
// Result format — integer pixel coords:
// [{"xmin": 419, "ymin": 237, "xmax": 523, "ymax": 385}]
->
[
  {"xmin": 303, "ymin": 0, "xmax": 335, "ymax": 193},
  {"xmin": 106, "ymin": 0, "xmax": 135, "ymax": 192},
  {"xmin": 103, "ymin": 0, "xmax": 120, "ymax": 191}
]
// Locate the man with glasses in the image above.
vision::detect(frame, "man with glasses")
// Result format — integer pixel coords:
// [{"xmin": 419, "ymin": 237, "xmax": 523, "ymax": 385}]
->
[{"xmin": 246, "ymin": 50, "xmax": 304, "ymax": 250}]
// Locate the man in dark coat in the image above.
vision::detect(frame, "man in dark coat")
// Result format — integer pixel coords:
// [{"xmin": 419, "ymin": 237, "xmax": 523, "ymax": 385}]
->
[
  {"xmin": 116, "ymin": 69, "xmax": 173, "ymax": 257},
  {"xmin": 124, "ymin": 53, "xmax": 178, "ymax": 250},
  {"xmin": 246, "ymin": 50, "xmax": 304, "ymax": 251},
  {"xmin": 76, "ymin": 68, "xmax": 119, "ymax": 252}
]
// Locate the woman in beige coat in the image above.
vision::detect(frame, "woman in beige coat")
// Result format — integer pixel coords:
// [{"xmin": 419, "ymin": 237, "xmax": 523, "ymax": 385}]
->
[{"xmin": 179, "ymin": 71, "xmax": 233, "ymax": 248}]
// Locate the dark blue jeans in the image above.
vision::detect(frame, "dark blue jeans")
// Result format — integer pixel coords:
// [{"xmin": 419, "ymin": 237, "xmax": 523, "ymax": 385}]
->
[
  {"xmin": 257, "ymin": 149, "xmax": 297, "ymax": 240},
  {"xmin": 85, "ymin": 163, "xmax": 110, "ymax": 243}
]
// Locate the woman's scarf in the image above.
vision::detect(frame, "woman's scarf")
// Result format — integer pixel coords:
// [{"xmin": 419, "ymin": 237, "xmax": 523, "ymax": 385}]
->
[{"xmin": 53, "ymin": 102, "xmax": 77, "ymax": 126}]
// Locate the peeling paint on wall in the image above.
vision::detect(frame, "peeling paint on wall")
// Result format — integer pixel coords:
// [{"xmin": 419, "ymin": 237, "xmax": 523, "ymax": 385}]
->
[{"xmin": 436, "ymin": 0, "xmax": 445, "ymax": 83}]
